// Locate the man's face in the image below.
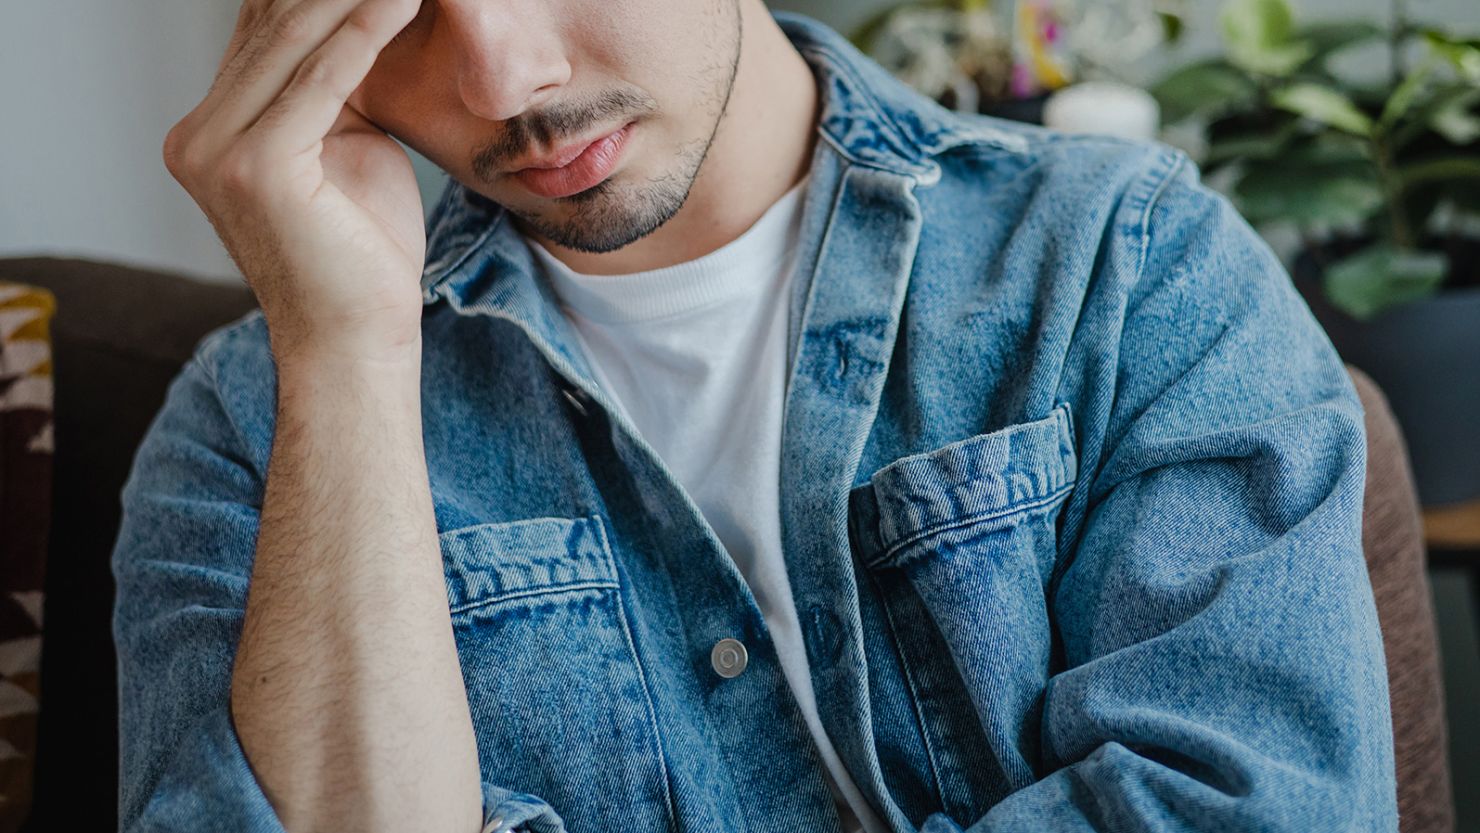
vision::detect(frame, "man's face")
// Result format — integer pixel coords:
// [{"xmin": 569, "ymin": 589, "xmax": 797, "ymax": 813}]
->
[{"xmin": 348, "ymin": 0, "xmax": 743, "ymax": 254}]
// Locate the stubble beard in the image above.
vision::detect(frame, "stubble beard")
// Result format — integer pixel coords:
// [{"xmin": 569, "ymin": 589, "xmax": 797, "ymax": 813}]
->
[{"xmin": 513, "ymin": 0, "xmax": 744, "ymax": 254}]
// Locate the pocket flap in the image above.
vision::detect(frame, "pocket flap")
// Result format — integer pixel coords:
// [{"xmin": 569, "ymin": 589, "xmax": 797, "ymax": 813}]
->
[
  {"xmin": 851, "ymin": 402, "xmax": 1078, "ymax": 564},
  {"xmin": 440, "ymin": 514, "xmax": 617, "ymax": 613}
]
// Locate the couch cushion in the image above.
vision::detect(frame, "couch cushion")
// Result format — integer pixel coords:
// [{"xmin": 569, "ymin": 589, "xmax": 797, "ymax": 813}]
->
[
  {"xmin": 0, "ymin": 257, "xmax": 255, "ymax": 833},
  {"xmin": 0, "ymin": 282, "xmax": 56, "ymax": 832},
  {"xmin": 1349, "ymin": 364, "xmax": 1456, "ymax": 833}
]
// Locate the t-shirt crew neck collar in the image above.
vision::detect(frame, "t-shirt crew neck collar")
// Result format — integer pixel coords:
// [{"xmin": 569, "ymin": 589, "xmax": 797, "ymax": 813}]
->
[{"xmin": 523, "ymin": 173, "xmax": 812, "ymax": 325}]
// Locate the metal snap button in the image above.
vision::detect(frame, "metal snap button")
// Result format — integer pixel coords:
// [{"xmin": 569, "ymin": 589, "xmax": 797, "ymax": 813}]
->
[{"xmin": 710, "ymin": 637, "xmax": 748, "ymax": 678}]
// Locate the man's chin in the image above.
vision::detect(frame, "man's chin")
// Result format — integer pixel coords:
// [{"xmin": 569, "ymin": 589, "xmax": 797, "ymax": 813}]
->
[
  {"xmin": 508, "ymin": 210, "xmax": 642, "ymax": 255},
  {"xmin": 509, "ymin": 178, "xmax": 690, "ymax": 255}
]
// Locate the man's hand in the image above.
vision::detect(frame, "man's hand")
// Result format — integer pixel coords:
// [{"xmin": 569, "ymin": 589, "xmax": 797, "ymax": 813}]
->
[
  {"xmin": 163, "ymin": 0, "xmax": 426, "ymax": 365},
  {"xmin": 155, "ymin": 4, "xmax": 487, "ymax": 831}
]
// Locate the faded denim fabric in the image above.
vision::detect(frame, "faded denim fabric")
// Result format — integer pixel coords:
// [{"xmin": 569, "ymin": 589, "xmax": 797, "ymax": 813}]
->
[{"xmin": 112, "ymin": 11, "xmax": 1397, "ymax": 833}]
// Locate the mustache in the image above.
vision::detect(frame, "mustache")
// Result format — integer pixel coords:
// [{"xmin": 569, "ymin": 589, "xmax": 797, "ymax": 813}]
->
[{"xmin": 472, "ymin": 87, "xmax": 657, "ymax": 179}]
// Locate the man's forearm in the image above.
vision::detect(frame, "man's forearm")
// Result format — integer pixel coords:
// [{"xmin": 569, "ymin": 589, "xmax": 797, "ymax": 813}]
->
[{"xmin": 229, "ymin": 341, "xmax": 483, "ymax": 833}]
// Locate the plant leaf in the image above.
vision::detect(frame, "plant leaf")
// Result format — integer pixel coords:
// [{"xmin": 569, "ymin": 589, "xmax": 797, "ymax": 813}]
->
[
  {"xmin": 1297, "ymin": 21, "xmax": 1385, "ymax": 62},
  {"xmin": 1426, "ymin": 85, "xmax": 1480, "ymax": 143},
  {"xmin": 1431, "ymin": 98, "xmax": 1480, "ymax": 144},
  {"xmin": 1280, "ymin": 132, "xmax": 1372, "ymax": 165},
  {"xmin": 1379, "ymin": 60, "xmax": 1435, "ymax": 128},
  {"xmin": 1397, "ymin": 156, "xmax": 1480, "ymax": 190},
  {"xmin": 1151, "ymin": 60, "xmax": 1259, "ymax": 123},
  {"xmin": 1221, "ymin": 0, "xmax": 1295, "ymax": 52},
  {"xmin": 1235, "ymin": 41, "xmax": 1316, "ymax": 77},
  {"xmin": 1388, "ymin": 83, "xmax": 1480, "ymax": 148},
  {"xmin": 1323, "ymin": 244, "xmax": 1448, "ymax": 319},
  {"xmin": 1423, "ymin": 29, "xmax": 1480, "ymax": 83},
  {"xmin": 1158, "ymin": 11, "xmax": 1185, "ymax": 44},
  {"xmin": 1272, "ymin": 83, "xmax": 1375, "ymax": 135},
  {"xmin": 1234, "ymin": 160, "xmax": 1384, "ymax": 225},
  {"xmin": 1220, "ymin": 0, "xmax": 1312, "ymax": 76},
  {"xmin": 1204, "ymin": 118, "xmax": 1304, "ymax": 165}
]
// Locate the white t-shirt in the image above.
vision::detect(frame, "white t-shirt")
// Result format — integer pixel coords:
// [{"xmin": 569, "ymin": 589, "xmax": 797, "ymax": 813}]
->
[{"xmin": 524, "ymin": 173, "xmax": 884, "ymax": 833}]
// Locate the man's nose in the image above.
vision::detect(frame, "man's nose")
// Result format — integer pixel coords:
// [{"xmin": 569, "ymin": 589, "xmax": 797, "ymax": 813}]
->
[{"xmin": 443, "ymin": 0, "xmax": 571, "ymax": 123}]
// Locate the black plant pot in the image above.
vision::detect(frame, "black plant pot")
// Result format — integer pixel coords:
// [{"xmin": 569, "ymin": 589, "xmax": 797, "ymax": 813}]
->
[
  {"xmin": 1293, "ymin": 246, "xmax": 1480, "ymax": 506},
  {"xmin": 980, "ymin": 93, "xmax": 1049, "ymax": 125}
]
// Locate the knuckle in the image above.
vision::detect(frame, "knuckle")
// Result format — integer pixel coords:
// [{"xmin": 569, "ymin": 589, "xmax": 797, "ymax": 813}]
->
[
  {"xmin": 216, "ymin": 149, "xmax": 261, "ymax": 194},
  {"xmin": 164, "ymin": 134, "xmax": 209, "ymax": 180},
  {"xmin": 344, "ymin": 3, "xmax": 392, "ymax": 37},
  {"xmin": 235, "ymin": 0, "xmax": 264, "ymax": 31},
  {"xmin": 295, "ymin": 53, "xmax": 334, "ymax": 90},
  {"xmin": 269, "ymin": 5, "xmax": 315, "ymax": 45},
  {"xmin": 182, "ymin": 146, "xmax": 214, "ymax": 180},
  {"xmin": 161, "ymin": 126, "xmax": 188, "ymax": 173}
]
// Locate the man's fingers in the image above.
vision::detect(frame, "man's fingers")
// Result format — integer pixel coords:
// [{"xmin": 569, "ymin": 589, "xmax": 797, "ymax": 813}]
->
[
  {"xmin": 249, "ymin": 0, "xmax": 419, "ymax": 158},
  {"xmin": 215, "ymin": 0, "xmax": 272, "ymax": 77},
  {"xmin": 199, "ymin": 0, "xmax": 375, "ymax": 146}
]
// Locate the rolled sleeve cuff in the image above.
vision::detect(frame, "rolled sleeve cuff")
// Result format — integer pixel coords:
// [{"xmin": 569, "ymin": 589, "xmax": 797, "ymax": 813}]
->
[
  {"xmin": 479, "ymin": 782, "xmax": 567, "ymax": 833},
  {"xmin": 131, "ymin": 706, "xmax": 567, "ymax": 833},
  {"xmin": 131, "ymin": 705, "xmax": 286, "ymax": 833}
]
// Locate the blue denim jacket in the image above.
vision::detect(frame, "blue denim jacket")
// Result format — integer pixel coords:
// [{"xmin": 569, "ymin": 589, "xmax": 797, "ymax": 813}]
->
[{"xmin": 112, "ymin": 11, "xmax": 1397, "ymax": 832}]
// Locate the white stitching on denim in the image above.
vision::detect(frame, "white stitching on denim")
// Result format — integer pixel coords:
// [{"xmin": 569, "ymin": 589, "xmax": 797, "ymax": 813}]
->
[
  {"xmin": 447, "ymin": 579, "xmax": 617, "ymax": 615},
  {"xmin": 869, "ymin": 479, "xmax": 1076, "ymax": 569}
]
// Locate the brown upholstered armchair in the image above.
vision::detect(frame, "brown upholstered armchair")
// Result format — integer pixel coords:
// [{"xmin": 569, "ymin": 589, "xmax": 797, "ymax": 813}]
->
[
  {"xmin": 1350, "ymin": 365, "xmax": 1456, "ymax": 832},
  {"xmin": 0, "ymin": 256, "xmax": 1458, "ymax": 831}
]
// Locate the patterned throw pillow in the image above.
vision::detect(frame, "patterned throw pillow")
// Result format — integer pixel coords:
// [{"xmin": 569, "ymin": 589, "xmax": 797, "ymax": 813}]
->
[{"xmin": 0, "ymin": 283, "xmax": 54, "ymax": 831}]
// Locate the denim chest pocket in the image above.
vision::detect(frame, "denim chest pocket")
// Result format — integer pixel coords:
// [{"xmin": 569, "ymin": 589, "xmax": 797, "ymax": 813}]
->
[
  {"xmin": 438, "ymin": 514, "xmax": 674, "ymax": 833},
  {"xmin": 851, "ymin": 401, "xmax": 1078, "ymax": 573},
  {"xmin": 849, "ymin": 402, "xmax": 1077, "ymax": 817}
]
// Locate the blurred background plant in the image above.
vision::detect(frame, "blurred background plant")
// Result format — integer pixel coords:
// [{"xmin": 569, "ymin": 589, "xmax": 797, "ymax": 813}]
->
[
  {"xmin": 850, "ymin": 0, "xmax": 1186, "ymax": 119},
  {"xmin": 1151, "ymin": 0, "xmax": 1480, "ymax": 319}
]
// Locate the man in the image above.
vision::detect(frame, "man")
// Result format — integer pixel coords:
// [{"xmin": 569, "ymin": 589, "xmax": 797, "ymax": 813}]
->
[{"xmin": 113, "ymin": 0, "xmax": 1398, "ymax": 830}]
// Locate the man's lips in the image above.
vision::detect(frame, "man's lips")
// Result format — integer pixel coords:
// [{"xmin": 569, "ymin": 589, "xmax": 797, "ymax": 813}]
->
[
  {"xmin": 513, "ymin": 125, "xmax": 622, "ymax": 170},
  {"xmin": 511, "ymin": 122, "xmax": 634, "ymax": 199}
]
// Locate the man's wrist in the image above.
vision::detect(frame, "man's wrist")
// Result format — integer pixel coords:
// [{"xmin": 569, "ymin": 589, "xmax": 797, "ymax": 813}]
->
[
  {"xmin": 272, "ymin": 335, "xmax": 423, "ymax": 383},
  {"xmin": 272, "ymin": 339, "xmax": 424, "ymax": 426}
]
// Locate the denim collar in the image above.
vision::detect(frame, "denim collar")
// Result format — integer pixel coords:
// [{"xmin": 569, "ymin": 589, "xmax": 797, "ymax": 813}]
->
[
  {"xmin": 379, "ymin": 19, "xmax": 1038, "ymax": 826},
  {"xmin": 416, "ymin": 10, "xmax": 1026, "ymax": 307}
]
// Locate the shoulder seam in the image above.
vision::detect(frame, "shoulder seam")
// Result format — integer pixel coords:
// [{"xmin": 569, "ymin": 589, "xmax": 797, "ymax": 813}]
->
[{"xmin": 1134, "ymin": 149, "xmax": 1191, "ymax": 284}]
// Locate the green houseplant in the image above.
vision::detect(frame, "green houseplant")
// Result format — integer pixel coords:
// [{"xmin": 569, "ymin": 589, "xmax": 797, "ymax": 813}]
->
[{"xmin": 1152, "ymin": 0, "xmax": 1480, "ymax": 504}]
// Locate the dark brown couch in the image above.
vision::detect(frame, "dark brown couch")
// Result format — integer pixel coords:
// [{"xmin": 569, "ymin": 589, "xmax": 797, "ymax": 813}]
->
[
  {"xmin": 9, "ymin": 257, "xmax": 256, "ymax": 832},
  {"xmin": 4, "ymin": 255, "xmax": 1454, "ymax": 832}
]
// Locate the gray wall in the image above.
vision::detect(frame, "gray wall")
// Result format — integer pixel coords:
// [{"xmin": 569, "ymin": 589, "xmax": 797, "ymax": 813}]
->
[{"xmin": 1, "ymin": 0, "xmax": 242, "ymax": 281}]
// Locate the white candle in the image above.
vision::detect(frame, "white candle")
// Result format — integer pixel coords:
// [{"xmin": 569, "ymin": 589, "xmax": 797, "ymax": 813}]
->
[{"xmin": 1042, "ymin": 80, "xmax": 1161, "ymax": 142}]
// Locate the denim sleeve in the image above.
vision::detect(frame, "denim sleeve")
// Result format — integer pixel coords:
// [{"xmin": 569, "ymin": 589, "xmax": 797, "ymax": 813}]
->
[
  {"xmin": 923, "ymin": 153, "xmax": 1397, "ymax": 832},
  {"xmin": 111, "ymin": 338, "xmax": 566, "ymax": 833}
]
